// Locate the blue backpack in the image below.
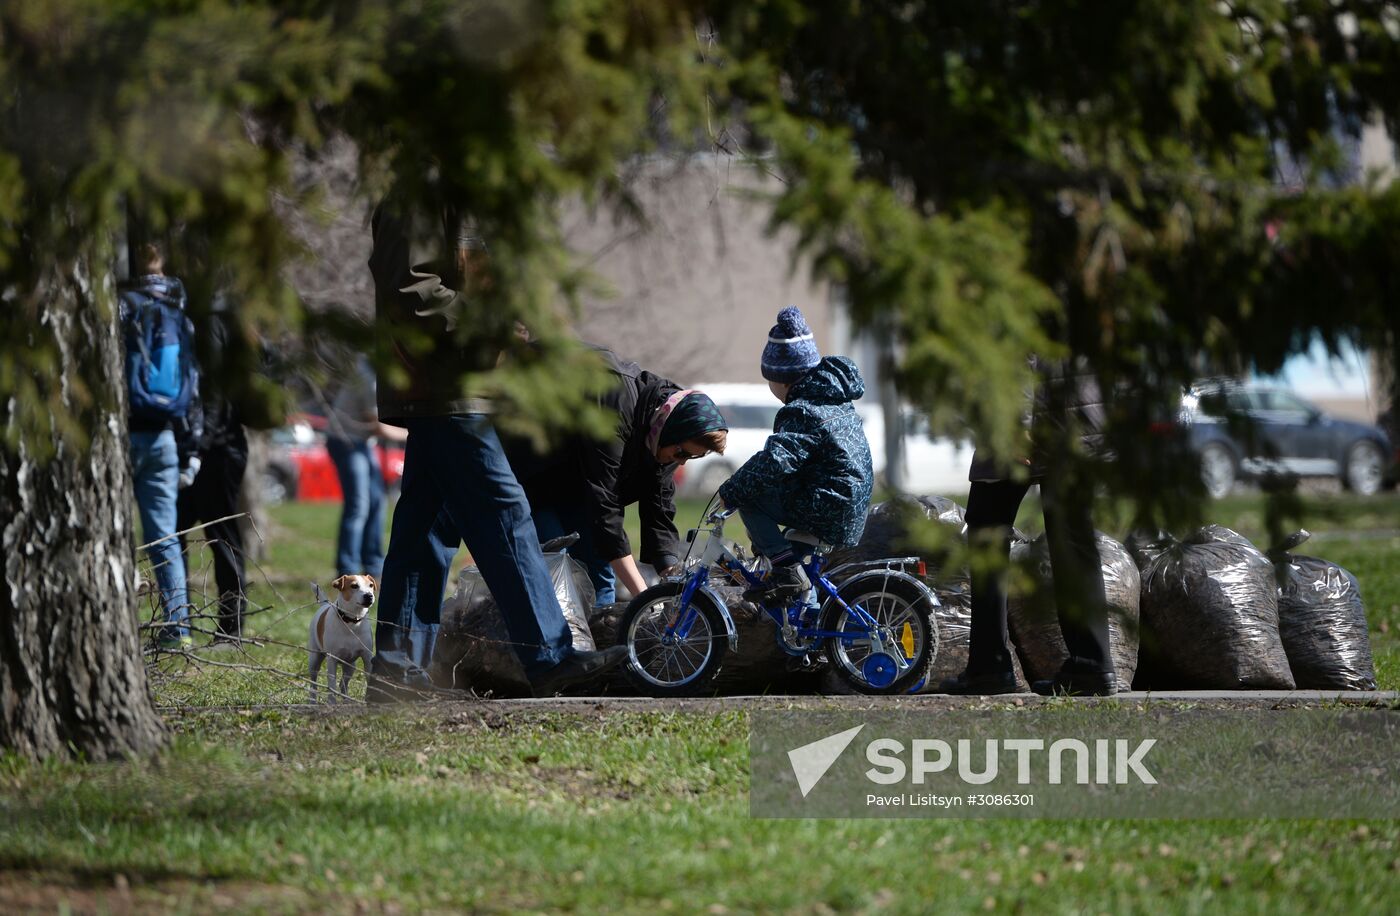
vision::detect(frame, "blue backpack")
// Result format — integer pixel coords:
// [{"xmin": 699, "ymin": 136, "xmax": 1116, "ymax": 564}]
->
[{"xmin": 121, "ymin": 286, "xmax": 198, "ymax": 423}]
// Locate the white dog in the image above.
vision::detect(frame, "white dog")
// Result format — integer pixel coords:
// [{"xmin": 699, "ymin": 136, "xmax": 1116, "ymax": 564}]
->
[{"xmin": 308, "ymin": 574, "xmax": 377, "ymax": 703}]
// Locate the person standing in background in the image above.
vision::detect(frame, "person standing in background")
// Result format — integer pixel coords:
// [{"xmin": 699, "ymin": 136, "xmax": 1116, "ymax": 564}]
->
[
  {"xmin": 120, "ymin": 241, "xmax": 199, "ymax": 650},
  {"xmin": 177, "ymin": 294, "xmax": 251, "ymax": 649},
  {"xmin": 939, "ymin": 358, "xmax": 1116, "ymax": 697},
  {"xmin": 325, "ymin": 352, "xmax": 407, "ymax": 581}
]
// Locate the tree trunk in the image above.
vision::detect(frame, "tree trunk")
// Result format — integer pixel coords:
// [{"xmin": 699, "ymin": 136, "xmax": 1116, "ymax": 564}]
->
[{"xmin": 0, "ymin": 251, "xmax": 166, "ymax": 760}]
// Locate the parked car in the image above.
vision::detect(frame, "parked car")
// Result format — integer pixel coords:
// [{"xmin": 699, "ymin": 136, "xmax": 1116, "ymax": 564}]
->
[
  {"xmin": 1381, "ymin": 406, "xmax": 1400, "ymax": 490},
  {"xmin": 1181, "ymin": 380, "xmax": 1392, "ymax": 498},
  {"xmin": 260, "ymin": 414, "xmax": 406, "ymax": 505}
]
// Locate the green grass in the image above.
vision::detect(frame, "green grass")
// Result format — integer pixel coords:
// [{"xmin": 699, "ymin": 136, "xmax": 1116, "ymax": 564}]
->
[
  {"xmin": 4, "ymin": 493, "xmax": 1399, "ymax": 912},
  {"xmin": 2, "ymin": 710, "xmax": 1397, "ymax": 912}
]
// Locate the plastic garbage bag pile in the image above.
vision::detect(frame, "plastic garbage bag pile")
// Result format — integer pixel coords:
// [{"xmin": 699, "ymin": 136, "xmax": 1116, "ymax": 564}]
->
[
  {"xmin": 1007, "ymin": 531, "xmax": 1141, "ymax": 686},
  {"xmin": 430, "ymin": 548, "xmax": 596, "ymax": 696}
]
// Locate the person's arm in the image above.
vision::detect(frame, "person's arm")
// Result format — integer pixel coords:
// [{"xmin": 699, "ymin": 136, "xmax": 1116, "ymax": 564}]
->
[
  {"xmin": 610, "ymin": 554, "xmax": 650, "ymax": 600},
  {"xmin": 174, "ymin": 402, "xmax": 203, "ymax": 488},
  {"xmin": 375, "ymin": 421, "xmax": 409, "ymax": 443},
  {"xmin": 638, "ymin": 467, "xmax": 680, "ymax": 574},
  {"xmin": 579, "ymin": 426, "xmax": 634, "ymax": 572},
  {"xmin": 716, "ymin": 416, "xmax": 821, "ymax": 510}
]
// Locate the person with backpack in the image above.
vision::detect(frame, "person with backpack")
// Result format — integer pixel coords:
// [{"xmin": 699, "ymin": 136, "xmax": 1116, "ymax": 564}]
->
[{"xmin": 120, "ymin": 242, "xmax": 200, "ymax": 650}]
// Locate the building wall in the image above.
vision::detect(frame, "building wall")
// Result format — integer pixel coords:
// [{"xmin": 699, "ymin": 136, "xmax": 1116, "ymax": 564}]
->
[{"xmin": 562, "ymin": 156, "xmax": 842, "ymax": 386}]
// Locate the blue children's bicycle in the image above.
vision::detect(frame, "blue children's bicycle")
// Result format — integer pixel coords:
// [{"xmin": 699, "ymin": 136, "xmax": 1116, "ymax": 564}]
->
[{"xmin": 620, "ymin": 504, "xmax": 938, "ymax": 695}]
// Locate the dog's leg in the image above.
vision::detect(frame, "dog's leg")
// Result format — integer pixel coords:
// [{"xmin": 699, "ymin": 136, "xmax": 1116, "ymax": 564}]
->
[
  {"xmin": 361, "ymin": 651, "xmax": 375, "ymax": 699},
  {"xmin": 327, "ymin": 657, "xmax": 340, "ymax": 704},
  {"xmin": 308, "ymin": 651, "xmax": 323, "ymax": 704},
  {"xmin": 339, "ymin": 661, "xmax": 353, "ymax": 700}
]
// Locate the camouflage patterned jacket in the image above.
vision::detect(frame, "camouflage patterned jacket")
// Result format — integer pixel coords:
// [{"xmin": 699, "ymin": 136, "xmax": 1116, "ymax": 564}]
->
[{"xmin": 719, "ymin": 356, "xmax": 874, "ymax": 548}]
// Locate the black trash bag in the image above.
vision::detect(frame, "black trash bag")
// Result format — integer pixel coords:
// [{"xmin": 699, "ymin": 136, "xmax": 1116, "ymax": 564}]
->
[
  {"xmin": 1135, "ymin": 525, "xmax": 1294, "ymax": 689},
  {"xmin": 430, "ymin": 550, "xmax": 596, "ymax": 696},
  {"xmin": 827, "ymin": 495, "xmax": 966, "ymax": 579},
  {"xmin": 1005, "ymin": 532, "xmax": 1141, "ymax": 685},
  {"xmin": 1125, "ymin": 529, "xmax": 1172, "ymax": 570},
  {"xmin": 1267, "ymin": 530, "xmax": 1377, "ymax": 691}
]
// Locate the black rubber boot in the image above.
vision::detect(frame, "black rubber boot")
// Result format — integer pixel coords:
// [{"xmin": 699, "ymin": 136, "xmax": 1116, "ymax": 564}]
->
[
  {"xmin": 938, "ymin": 669, "xmax": 1021, "ymax": 696},
  {"xmin": 1030, "ymin": 666, "xmax": 1118, "ymax": 697}
]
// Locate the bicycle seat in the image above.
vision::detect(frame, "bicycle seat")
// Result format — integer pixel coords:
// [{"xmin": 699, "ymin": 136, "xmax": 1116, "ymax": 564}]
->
[{"xmin": 784, "ymin": 529, "xmax": 831, "ymax": 552}]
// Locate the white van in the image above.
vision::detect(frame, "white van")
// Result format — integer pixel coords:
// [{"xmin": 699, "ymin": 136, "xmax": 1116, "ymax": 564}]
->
[{"xmin": 677, "ymin": 384, "xmax": 971, "ymax": 499}]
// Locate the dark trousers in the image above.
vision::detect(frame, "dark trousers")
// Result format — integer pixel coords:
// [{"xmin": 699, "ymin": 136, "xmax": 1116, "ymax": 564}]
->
[
  {"xmin": 374, "ymin": 415, "xmax": 573, "ymax": 680},
  {"xmin": 964, "ymin": 475, "xmax": 1112, "ymax": 676},
  {"xmin": 178, "ymin": 441, "xmax": 249, "ymax": 639}
]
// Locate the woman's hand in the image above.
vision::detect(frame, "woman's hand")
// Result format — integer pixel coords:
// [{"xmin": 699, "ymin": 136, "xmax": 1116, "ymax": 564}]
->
[{"xmin": 611, "ymin": 554, "xmax": 651, "ymax": 600}]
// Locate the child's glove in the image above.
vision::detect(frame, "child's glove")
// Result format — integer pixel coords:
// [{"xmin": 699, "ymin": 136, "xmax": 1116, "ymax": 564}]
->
[{"xmin": 178, "ymin": 456, "xmax": 202, "ymax": 489}]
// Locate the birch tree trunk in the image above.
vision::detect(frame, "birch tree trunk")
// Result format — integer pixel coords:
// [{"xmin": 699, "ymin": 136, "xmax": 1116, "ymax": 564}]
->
[{"xmin": 0, "ymin": 248, "xmax": 166, "ymax": 760}]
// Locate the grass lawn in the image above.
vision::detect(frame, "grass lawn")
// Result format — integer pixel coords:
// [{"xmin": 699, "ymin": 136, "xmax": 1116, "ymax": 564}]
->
[{"xmin": 1, "ymin": 491, "xmax": 1397, "ymax": 912}]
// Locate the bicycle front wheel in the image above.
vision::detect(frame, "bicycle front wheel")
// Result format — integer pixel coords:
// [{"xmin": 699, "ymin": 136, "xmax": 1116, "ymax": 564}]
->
[{"xmin": 621, "ymin": 582, "xmax": 729, "ymax": 696}]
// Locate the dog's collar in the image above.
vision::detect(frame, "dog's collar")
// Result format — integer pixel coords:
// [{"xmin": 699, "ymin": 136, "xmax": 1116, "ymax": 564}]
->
[{"xmin": 335, "ymin": 605, "xmax": 367, "ymax": 625}]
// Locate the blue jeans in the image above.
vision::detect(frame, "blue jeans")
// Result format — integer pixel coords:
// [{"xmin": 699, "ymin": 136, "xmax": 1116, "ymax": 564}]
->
[
  {"xmin": 326, "ymin": 436, "xmax": 386, "ymax": 580},
  {"xmin": 130, "ymin": 429, "xmax": 189, "ymax": 641},
  {"xmin": 374, "ymin": 415, "xmax": 574, "ymax": 680},
  {"xmin": 531, "ymin": 502, "xmax": 616, "ymax": 606},
  {"xmin": 737, "ymin": 490, "xmax": 800, "ymax": 561}
]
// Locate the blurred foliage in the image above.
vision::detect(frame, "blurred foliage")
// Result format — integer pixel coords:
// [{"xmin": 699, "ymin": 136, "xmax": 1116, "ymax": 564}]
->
[
  {"xmin": 3, "ymin": 1, "xmax": 1400, "ymax": 530},
  {"xmin": 703, "ymin": 0, "xmax": 1400, "ymax": 533},
  {"xmin": 0, "ymin": 0, "xmax": 712, "ymax": 448}
]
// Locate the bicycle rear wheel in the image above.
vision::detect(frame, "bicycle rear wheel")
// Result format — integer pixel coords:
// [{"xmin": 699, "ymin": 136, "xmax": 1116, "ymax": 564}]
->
[
  {"xmin": 621, "ymin": 582, "xmax": 729, "ymax": 696},
  {"xmin": 821, "ymin": 575, "xmax": 936, "ymax": 695}
]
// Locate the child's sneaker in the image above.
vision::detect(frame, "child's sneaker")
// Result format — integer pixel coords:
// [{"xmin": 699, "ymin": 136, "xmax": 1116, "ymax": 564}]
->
[
  {"xmin": 743, "ymin": 564, "xmax": 810, "ymax": 606},
  {"xmin": 157, "ymin": 634, "xmax": 193, "ymax": 652}
]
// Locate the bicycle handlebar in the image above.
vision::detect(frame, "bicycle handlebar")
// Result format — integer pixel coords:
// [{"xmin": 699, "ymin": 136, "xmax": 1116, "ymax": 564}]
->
[{"xmin": 707, "ymin": 506, "xmax": 737, "ymax": 523}]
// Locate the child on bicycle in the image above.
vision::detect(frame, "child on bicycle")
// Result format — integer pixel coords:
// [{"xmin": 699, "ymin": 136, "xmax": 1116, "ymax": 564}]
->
[{"xmin": 717, "ymin": 306, "xmax": 874, "ymax": 605}]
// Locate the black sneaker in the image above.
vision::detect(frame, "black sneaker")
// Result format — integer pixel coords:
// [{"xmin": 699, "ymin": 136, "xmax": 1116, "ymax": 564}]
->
[
  {"xmin": 743, "ymin": 564, "xmax": 810, "ymax": 606},
  {"xmin": 529, "ymin": 646, "xmax": 629, "ymax": 698},
  {"xmin": 938, "ymin": 669, "xmax": 1021, "ymax": 696},
  {"xmin": 1031, "ymin": 668, "xmax": 1117, "ymax": 697}
]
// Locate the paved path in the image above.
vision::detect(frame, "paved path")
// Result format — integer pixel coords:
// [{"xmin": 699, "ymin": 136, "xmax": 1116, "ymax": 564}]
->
[
  {"xmin": 164, "ymin": 689, "xmax": 1398, "ymax": 717},
  {"xmin": 468, "ymin": 689, "xmax": 1399, "ymax": 713}
]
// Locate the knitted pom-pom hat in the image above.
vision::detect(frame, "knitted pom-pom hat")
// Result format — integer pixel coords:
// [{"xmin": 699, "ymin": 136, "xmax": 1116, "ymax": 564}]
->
[{"xmin": 760, "ymin": 306, "xmax": 821, "ymax": 383}]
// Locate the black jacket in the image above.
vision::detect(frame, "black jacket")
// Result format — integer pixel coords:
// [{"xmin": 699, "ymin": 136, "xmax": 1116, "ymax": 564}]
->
[
  {"xmin": 507, "ymin": 348, "xmax": 681, "ymax": 570},
  {"xmin": 368, "ymin": 196, "xmax": 500, "ymax": 423},
  {"xmin": 188, "ymin": 309, "xmax": 248, "ymax": 455},
  {"xmin": 968, "ymin": 356, "xmax": 1107, "ymax": 483}
]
